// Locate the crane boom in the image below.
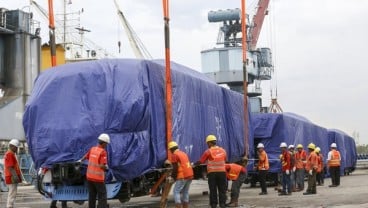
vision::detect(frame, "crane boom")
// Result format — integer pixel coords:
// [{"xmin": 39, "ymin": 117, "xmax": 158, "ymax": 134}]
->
[
  {"xmin": 249, "ymin": 0, "xmax": 270, "ymax": 50},
  {"xmin": 113, "ymin": 0, "xmax": 152, "ymax": 59}
]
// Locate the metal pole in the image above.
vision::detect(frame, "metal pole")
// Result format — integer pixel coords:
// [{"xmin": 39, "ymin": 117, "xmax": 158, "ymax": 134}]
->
[
  {"xmin": 48, "ymin": 0, "xmax": 57, "ymax": 66},
  {"xmin": 241, "ymin": 0, "xmax": 249, "ymax": 156},
  {"xmin": 162, "ymin": 0, "xmax": 173, "ymax": 160}
]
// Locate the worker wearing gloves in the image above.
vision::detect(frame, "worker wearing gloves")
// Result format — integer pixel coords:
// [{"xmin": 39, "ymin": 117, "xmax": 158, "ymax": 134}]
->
[
  {"xmin": 79, "ymin": 133, "xmax": 110, "ymax": 208},
  {"xmin": 303, "ymin": 143, "xmax": 318, "ymax": 195},
  {"xmin": 256, "ymin": 143, "xmax": 269, "ymax": 195},
  {"xmin": 294, "ymin": 144, "xmax": 307, "ymax": 191},
  {"xmin": 315, "ymin": 147, "xmax": 324, "ymax": 186},
  {"xmin": 168, "ymin": 141, "xmax": 194, "ymax": 208},
  {"xmin": 288, "ymin": 145, "xmax": 296, "ymax": 192},
  {"xmin": 225, "ymin": 157, "xmax": 248, "ymax": 207},
  {"xmin": 279, "ymin": 142, "xmax": 292, "ymax": 195},
  {"xmin": 196, "ymin": 135, "xmax": 227, "ymax": 208},
  {"xmin": 4, "ymin": 139, "xmax": 22, "ymax": 208},
  {"xmin": 327, "ymin": 143, "xmax": 341, "ymax": 187}
]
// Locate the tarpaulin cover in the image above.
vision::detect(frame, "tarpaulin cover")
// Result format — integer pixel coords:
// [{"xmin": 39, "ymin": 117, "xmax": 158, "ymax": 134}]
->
[
  {"xmin": 328, "ymin": 129, "xmax": 357, "ymax": 175},
  {"xmin": 251, "ymin": 112, "xmax": 330, "ymax": 173},
  {"xmin": 23, "ymin": 59, "xmax": 253, "ymax": 181}
]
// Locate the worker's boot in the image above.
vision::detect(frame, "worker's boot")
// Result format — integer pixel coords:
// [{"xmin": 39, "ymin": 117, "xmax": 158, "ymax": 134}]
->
[
  {"xmin": 182, "ymin": 202, "xmax": 189, "ymax": 208},
  {"xmin": 175, "ymin": 203, "xmax": 183, "ymax": 208},
  {"xmin": 226, "ymin": 201, "xmax": 238, "ymax": 207}
]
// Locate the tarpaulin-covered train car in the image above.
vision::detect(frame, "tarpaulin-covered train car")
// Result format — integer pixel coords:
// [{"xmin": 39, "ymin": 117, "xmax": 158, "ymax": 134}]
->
[
  {"xmin": 328, "ymin": 129, "xmax": 357, "ymax": 175},
  {"xmin": 249, "ymin": 112, "xmax": 345, "ymax": 185},
  {"xmin": 249, "ymin": 113, "xmax": 357, "ymax": 185},
  {"xmin": 23, "ymin": 59, "xmax": 253, "ymax": 202}
]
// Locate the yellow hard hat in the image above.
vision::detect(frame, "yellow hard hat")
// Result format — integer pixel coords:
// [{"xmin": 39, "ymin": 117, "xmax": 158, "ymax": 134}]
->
[
  {"xmin": 307, "ymin": 143, "xmax": 315, "ymax": 150},
  {"xmin": 206, "ymin": 135, "xmax": 217, "ymax": 143},
  {"xmin": 297, "ymin": 144, "xmax": 303, "ymax": 149},
  {"xmin": 315, "ymin": 147, "xmax": 321, "ymax": 153},
  {"xmin": 168, "ymin": 141, "xmax": 178, "ymax": 149}
]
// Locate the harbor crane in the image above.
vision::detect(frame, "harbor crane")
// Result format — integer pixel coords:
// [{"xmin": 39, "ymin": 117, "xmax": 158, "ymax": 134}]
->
[{"xmin": 113, "ymin": 0, "xmax": 152, "ymax": 59}]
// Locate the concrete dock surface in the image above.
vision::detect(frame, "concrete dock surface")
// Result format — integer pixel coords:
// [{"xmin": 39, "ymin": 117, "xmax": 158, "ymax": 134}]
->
[{"xmin": 1, "ymin": 169, "xmax": 368, "ymax": 208}]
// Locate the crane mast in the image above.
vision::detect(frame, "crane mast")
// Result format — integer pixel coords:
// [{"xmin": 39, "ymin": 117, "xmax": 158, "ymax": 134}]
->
[
  {"xmin": 249, "ymin": 0, "xmax": 270, "ymax": 50},
  {"xmin": 113, "ymin": 0, "xmax": 152, "ymax": 59}
]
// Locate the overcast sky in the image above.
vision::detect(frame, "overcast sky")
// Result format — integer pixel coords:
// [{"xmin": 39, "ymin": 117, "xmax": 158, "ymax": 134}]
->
[{"xmin": 6, "ymin": 0, "xmax": 368, "ymax": 145}]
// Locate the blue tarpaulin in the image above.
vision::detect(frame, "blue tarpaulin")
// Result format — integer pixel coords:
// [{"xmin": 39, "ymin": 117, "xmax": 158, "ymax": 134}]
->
[{"xmin": 23, "ymin": 59, "xmax": 252, "ymax": 181}]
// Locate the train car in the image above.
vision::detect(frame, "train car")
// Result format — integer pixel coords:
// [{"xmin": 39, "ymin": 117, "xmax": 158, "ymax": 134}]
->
[
  {"xmin": 249, "ymin": 113, "xmax": 329, "ymax": 185},
  {"xmin": 22, "ymin": 58, "xmax": 253, "ymax": 203},
  {"xmin": 328, "ymin": 129, "xmax": 357, "ymax": 175}
]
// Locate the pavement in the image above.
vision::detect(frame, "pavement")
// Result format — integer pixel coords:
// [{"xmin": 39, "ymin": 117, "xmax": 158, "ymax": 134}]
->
[{"xmin": 1, "ymin": 169, "xmax": 368, "ymax": 208}]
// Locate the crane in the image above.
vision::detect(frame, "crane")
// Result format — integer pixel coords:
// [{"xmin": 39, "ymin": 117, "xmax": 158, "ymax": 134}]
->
[
  {"xmin": 31, "ymin": 0, "xmax": 114, "ymax": 60},
  {"xmin": 249, "ymin": 0, "xmax": 270, "ymax": 50},
  {"xmin": 248, "ymin": 0, "xmax": 282, "ymax": 113},
  {"xmin": 113, "ymin": 0, "xmax": 152, "ymax": 59}
]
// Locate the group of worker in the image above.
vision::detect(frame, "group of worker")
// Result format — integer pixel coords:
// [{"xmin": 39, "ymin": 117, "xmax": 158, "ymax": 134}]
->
[
  {"xmin": 169, "ymin": 134, "xmax": 248, "ymax": 208},
  {"xmin": 255, "ymin": 141, "xmax": 341, "ymax": 198},
  {"xmin": 3, "ymin": 134, "xmax": 342, "ymax": 208}
]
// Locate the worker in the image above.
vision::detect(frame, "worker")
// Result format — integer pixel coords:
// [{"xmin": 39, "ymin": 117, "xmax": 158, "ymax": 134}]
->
[
  {"xmin": 256, "ymin": 143, "xmax": 269, "ymax": 195},
  {"xmin": 294, "ymin": 144, "xmax": 307, "ymax": 191},
  {"xmin": 279, "ymin": 142, "xmax": 291, "ymax": 195},
  {"xmin": 167, "ymin": 141, "xmax": 194, "ymax": 208},
  {"xmin": 315, "ymin": 147, "xmax": 324, "ymax": 186},
  {"xmin": 196, "ymin": 135, "xmax": 227, "ymax": 208},
  {"xmin": 4, "ymin": 139, "xmax": 22, "ymax": 208},
  {"xmin": 327, "ymin": 143, "xmax": 341, "ymax": 187},
  {"xmin": 79, "ymin": 133, "xmax": 110, "ymax": 208},
  {"xmin": 225, "ymin": 156, "xmax": 248, "ymax": 207},
  {"xmin": 303, "ymin": 143, "xmax": 318, "ymax": 195},
  {"xmin": 288, "ymin": 145, "xmax": 296, "ymax": 192}
]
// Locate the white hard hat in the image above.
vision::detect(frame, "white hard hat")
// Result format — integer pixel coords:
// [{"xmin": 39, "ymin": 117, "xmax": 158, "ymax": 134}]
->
[
  {"xmin": 98, "ymin": 133, "xmax": 110, "ymax": 144},
  {"xmin": 257, "ymin": 143, "xmax": 264, "ymax": 148},
  {"xmin": 288, "ymin": 145, "xmax": 294, "ymax": 149},
  {"xmin": 330, "ymin": 143, "xmax": 337, "ymax": 148},
  {"xmin": 280, "ymin": 142, "xmax": 287, "ymax": 148},
  {"xmin": 9, "ymin": 139, "xmax": 20, "ymax": 147}
]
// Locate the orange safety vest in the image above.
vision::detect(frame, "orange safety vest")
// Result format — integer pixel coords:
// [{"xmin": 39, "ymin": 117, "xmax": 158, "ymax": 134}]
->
[
  {"xmin": 173, "ymin": 150, "xmax": 194, "ymax": 179},
  {"xmin": 305, "ymin": 151, "xmax": 318, "ymax": 171},
  {"xmin": 257, "ymin": 150, "xmax": 269, "ymax": 170},
  {"xmin": 4, "ymin": 150, "xmax": 21, "ymax": 184},
  {"xmin": 317, "ymin": 154, "xmax": 323, "ymax": 173},
  {"xmin": 87, "ymin": 146, "xmax": 107, "ymax": 182},
  {"xmin": 207, "ymin": 146, "xmax": 226, "ymax": 173},
  {"xmin": 225, "ymin": 163, "xmax": 243, "ymax": 181},
  {"xmin": 328, "ymin": 149, "xmax": 341, "ymax": 167},
  {"xmin": 295, "ymin": 150, "xmax": 307, "ymax": 169}
]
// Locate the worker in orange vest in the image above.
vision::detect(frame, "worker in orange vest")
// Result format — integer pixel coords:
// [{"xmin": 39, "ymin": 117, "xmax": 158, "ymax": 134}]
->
[
  {"xmin": 256, "ymin": 143, "xmax": 269, "ymax": 195},
  {"xmin": 168, "ymin": 141, "xmax": 194, "ymax": 208},
  {"xmin": 303, "ymin": 143, "xmax": 318, "ymax": 195},
  {"xmin": 279, "ymin": 142, "xmax": 292, "ymax": 196},
  {"xmin": 4, "ymin": 139, "xmax": 22, "ymax": 208},
  {"xmin": 327, "ymin": 143, "xmax": 341, "ymax": 187},
  {"xmin": 294, "ymin": 144, "xmax": 307, "ymax": 191},
  {"xmin": 315, "ymin": 147, "xmax": 324, "ymax": 186},
  {"xmin": 196, "ymin": 135, "xmax": 227, "ymax": 208},
  {"xmin": 225, "ymin": 156, "xmax": 248, "ymax": 207},
  {"xmin": 79, "ymin": 133, "xmax": 110, "ymax": 208},
  {"xmin": 288, "ymin": 145, "xmax": 296, "ymax": 192}
]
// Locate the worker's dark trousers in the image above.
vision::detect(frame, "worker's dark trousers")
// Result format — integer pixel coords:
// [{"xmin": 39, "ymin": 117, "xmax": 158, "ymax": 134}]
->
[
  {"xmin": 306, "ymin": 171, "xmax": 317, "ymax": 193},
  {"xmin": 295, "ymin": 169, "xmax": 305, "ymax": 190},
  {"xmin": 87, "ymin": 180, "xmax": 107, "ymax": 208},
  {"xmin": 329, "ymin": 166, "xmax": 340, "ymax": 186},
  {"xmin": 282, "ymin": 172, "xmax": 292, "ymax": 193},
  {"xmin": 207, "ymin": 172, "xmax": 227, "ymax": 208},
  {"xmin": 258, "ymin": 170, "xmax": 268, "ymax": 193},
  {"xmin": 316, "ymin": 170, "xmax": 324, "ymax": 185},
  {"xmin": 230, "ymin": 172, "xmax": 246, "ymax": 202}
]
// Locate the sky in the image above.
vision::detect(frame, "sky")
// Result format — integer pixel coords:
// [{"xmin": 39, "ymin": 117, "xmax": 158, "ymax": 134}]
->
[{"xmin": 5, "ymin": 0, "xmax": 368, "ymax": 145}]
